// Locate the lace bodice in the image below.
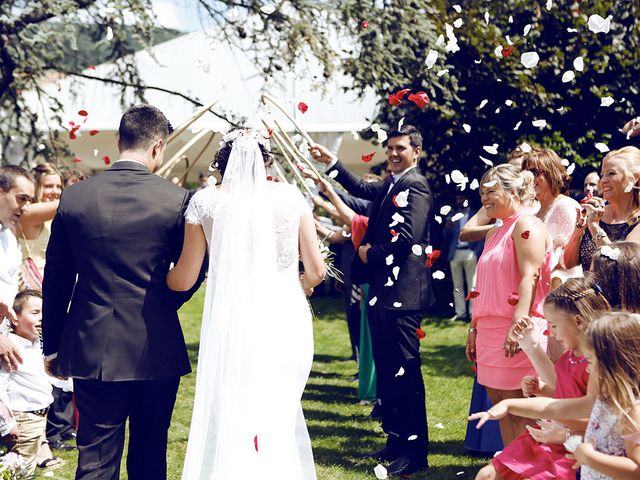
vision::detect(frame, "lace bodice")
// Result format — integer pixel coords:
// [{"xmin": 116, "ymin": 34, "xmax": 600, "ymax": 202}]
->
[
  {"xmin": 582, "ymin": 397, "xmax": 631, "ymax": 480},
  {"xmin": 185, "ymin": 183, "xmax": 310, "ymax": 272}
]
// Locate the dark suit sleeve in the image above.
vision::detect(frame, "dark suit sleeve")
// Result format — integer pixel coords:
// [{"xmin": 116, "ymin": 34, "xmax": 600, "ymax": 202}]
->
[
  {"xmin": 170, "ymin": 191, "xmax": 207, "ymax": 308},
  {"xmin": 366, "ymin": 179, "xmax": 432, "ymax": 268},
  {"xmin": 42, "ymin": 200, "xmax": 77, "ymax": 356},
  {"xmin": 329, "ymin": 160, "xmax": 384, "ymax": 200}
]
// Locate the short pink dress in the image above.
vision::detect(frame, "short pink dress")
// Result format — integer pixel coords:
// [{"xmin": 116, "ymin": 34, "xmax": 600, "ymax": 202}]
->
[
  {"xmin": 492, "ymin": 350, "xmax": 590, "ymax": 479},
  {"xmin": 473, "ymin": 211, "xmax": 551, "ymax": 390}
]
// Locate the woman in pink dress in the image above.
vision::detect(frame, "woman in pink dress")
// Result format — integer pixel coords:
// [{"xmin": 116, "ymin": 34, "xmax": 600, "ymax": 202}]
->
[{"xmin": 466, "ymin": 164, "xmax": 552, "ymax": 446}]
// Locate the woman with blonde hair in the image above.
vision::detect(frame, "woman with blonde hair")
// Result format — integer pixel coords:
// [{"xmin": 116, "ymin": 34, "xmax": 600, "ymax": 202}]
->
[
  {"xmin": 16, "ymin": 163, "xmax": 63, "ymax": 276},
  {"xmin": 466, "ymin": 164, "xmax": 552, "ymax": 446},
  {"xmin": 565, "ymin": 146, "xmax": 640, "ymax": 271}
]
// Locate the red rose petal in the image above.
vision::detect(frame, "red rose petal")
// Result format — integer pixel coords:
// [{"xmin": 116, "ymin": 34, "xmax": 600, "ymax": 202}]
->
[
  {"xmin": 89, "ymin": 129, "xmax": 99, "ymax": 136},
  {"xmin": 392, "ymin": 195, "xmax": 398, "ymax": 207},
  {"xmin": 521, "ymin": 230, "xmax": 530, "ymax": 239},
  {"xmin": 415, "ymin": 327, "xmax": 426, "ymax": 340},
  {"xmin": 73, "ymin": 156, "xmax": 82, "ymax": 163},
  {"xmin": 69, "ymin": 131, "xmax": 77, "ymax": 140},
  {"xmin": 395, "ymin": 88, "xmax": 411, "ymax": 100},
  {"xmin": 507, "ymin": 292, "xmax": 520, "ymax": 306},
  {"xmin": 88, "ymin": 65, "xmax": 96, "ymax": 71},
  {"xmin": 69, "ymin": 121, "xmax": 76, "ymax": 127},
  {"xmin": 361, "ymin": 152, "xmax": 375, "ymax": 163},
  {"xmin": 265, "ymin": 128, "xmax": 273, "ymax": 139},
  {"xmin": 297, "ymin": 102, "xmax": 308, "ymax": 114},
  {"xmin": 501, "ymin": 46, "xmax": 514, "ymax": 57},
  {"xmin": 466, "ymin": 290, "xmax": 480, "ymax": 301},
  {"xmin": 102, "ymin": 155, "xmax": 111, "ymax": 165},
  {"xmin": 361, "ymin": 20, "xmax": 369, "ymax": 29},
  {"xmin": 388, "ymin": 88, "xmax": 411, "ymax": 106},
  {"xmin": 266, "ymin": 175, "xmax": 273, "ymax": 181},
  {"xmin": 471, "ymin": 364, "xmax": 478, "ymax": 375},
  {"xmin": 425, "ymin": 249, "xmax": 441, "ymax": 268},
  {"xmin": 78, "ymin": 110, "xmax": 88, "ymax": 117},
  {"xmin": 580, "ymin": 191, "xmax": 593, "ymax": 204},
  {"xmin": 254, "ymin": 435, "xmax": 259, "ymax": 452},
  {"xmin": 407, "ymin": 91, "xmax": 430, "ymax": 109},
  {"xmin": 390, "ymin": 229, "xmax": 399, "ymax": 237},
  {"xmin": 543, "ymin": 329, "xmax": 550, "ymax": 336}
]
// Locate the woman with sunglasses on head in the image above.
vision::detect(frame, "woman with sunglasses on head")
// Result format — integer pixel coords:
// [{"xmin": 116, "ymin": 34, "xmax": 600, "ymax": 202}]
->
[{"xmin": 564, "ymin": 146, "xmax": 640, "ymax": 272}]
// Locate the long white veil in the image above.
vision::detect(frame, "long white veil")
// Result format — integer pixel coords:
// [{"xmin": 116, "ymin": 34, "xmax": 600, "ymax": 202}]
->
[{"xmin": 182, "ymin": 131, "xmax": 315, "ymax": 479}]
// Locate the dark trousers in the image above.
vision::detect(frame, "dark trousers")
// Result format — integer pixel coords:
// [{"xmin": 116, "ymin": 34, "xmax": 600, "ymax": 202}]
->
[
  {"xmin": 367, "ymin": 302, "xmax": 429, "ymax": 460},
  {"xmin": 345, "ymin": 283, "xmax": 362, "ymax": 361},
  {"xmin": 46, "ymin": 386, "xmax": 76, "ymax": 443},
  {"xmin": 73, "ymin": 377, "xmax": 180, "ymax": 480}
]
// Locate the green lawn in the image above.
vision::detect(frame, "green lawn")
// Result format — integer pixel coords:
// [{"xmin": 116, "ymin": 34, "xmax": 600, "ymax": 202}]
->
[{"xmin": 38, "ymin": 289, "xmax": 490, "ymax": 479}]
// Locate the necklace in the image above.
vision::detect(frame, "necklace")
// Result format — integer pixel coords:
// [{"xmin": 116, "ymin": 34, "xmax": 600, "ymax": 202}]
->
[{"xmin": 568, "ymin": 349, "xmax": 588, "ymax": 365}]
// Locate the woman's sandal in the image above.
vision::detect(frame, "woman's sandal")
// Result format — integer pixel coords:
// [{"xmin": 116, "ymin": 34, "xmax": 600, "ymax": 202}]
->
[{"xmin": 38, "ymin": 457, "xmax": 64, "ymax": 468}]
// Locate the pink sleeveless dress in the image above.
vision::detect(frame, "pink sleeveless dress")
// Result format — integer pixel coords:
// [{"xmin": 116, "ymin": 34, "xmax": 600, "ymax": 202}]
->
[
  {"xmin": 492, "ymin": 350, "xmax": 590, "ymax": 479},
  {"xmin": 473, "ymin": 211, "xmax": 551, "ymax": 390}
]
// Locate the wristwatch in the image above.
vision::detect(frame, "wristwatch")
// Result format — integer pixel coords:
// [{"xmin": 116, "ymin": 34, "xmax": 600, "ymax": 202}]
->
[
  {"xmin": 594, "ymin": 228, "xmax": 608, "ymax": 241},
  {"xmin": 468, "ymin": 327, "xmax": 478, "ymax": 334}
]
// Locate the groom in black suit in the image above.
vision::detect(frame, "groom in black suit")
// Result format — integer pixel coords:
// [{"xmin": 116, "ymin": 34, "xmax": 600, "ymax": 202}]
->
[
  {"xmin": 42, "ymin": 105, "xmax": 205, "ymax": 480},
  {"xmin": 310, "ymin": 125, "xmax": 434, "ymax": 475}
]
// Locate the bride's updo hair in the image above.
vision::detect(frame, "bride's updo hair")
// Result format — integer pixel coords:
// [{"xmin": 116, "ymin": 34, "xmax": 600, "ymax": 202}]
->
[
  {"xmin": 480, "ymin": 163, "xmax": 536, "ymax": 206},
  {"xmin": 211, "ymin": 127, "xmax": 273, "ymax": 177}
]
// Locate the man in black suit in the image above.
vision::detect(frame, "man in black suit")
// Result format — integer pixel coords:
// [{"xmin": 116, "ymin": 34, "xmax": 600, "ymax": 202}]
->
[
  {"xmin": 42, "ymin": 105, "xmax": 204, "ymax": 480},
  {"xmin": 310, "ymin": 125, "xmax": 434, "ymax": 476}
]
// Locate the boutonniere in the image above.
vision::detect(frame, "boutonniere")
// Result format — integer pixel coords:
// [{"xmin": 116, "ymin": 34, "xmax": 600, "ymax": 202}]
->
[{"xmin": 600, "ymin": 245, "xmax": 621, "ymax": 261}]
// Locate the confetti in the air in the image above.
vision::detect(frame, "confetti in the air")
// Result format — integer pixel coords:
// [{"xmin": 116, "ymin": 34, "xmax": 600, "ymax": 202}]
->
[
  {"xmin": 574, "ymin": 57, "xmax": 585, "ymax": 72},
  {"xmin": 440, "ymin": 205, "xmax": 452, "ymax": 216},
  {"xmin": 412, "ymin": 245, "xmax": 423, "ymax": 256},
  {"xmin": 361, "ymin": 152, "xmax": 376, "ymax": 163},
  {"xmin": 451, "ymin": 212, "xmax": 464, "ymax": 222},
  {"xmin": 369, "ymin": 296, "xmax": 378, "ymax": 306},
  {"xmin": 374, "ymin": 464, "xmax": 388, "ymax": 480},
  {"xmin": 425, "ymin": 50, "xmax": 439, "ymax": 69},
  {"xmin": 393, "ymin": 189, "xmax": 410, "ymax": 207},
  {"xmin": 561, "ymin": 71, "xmax": 575, "ymax": 83},
  {"xmin": 520, "ymin": 52, "xmax": 540, "ymax": 69},
  {"xmin": 432, "ymin": 270, "xmax": 445, "ymax": 280},
  {"xmin": 588, "ymin": 14, "xmax": 613, "ymax": 34},
  {"xmin": 260, "ymin": 4, "xmax": 277, "ymax": 14},
  {"xmin": 393, "ymin": 301, "xmax": 403, "ymax": 308},
  {"xmin": 395, "ymin": 367, "xmax": 405, "ymax": 377},
  {"xmin": 483, "ymin": 144, "xmax": 499, "ymax": 155},
  {"xmin": 600, "ymin": 96, "xmax": 614, "ymax": 107},
  {"xmin": 523, "ymin": 24, "xmax": 532, "ymax": 36},
  {"xmin": 508, "ymin": 292, "xmax": 520, "ymax": 306},
  {"xmin": 297, "ymin": 102, "xmax": 308, "ymax": 114},
  {"xmin": 463, "ymin": 124, "xmax": 471, "ymax": 133},
  {"xmin": 532, "ymin": 119, "xmax": 548, "ymax": 129},
  {"xmin": 595, "ymin": 142, "xmax": 610, "ymax": 153}
]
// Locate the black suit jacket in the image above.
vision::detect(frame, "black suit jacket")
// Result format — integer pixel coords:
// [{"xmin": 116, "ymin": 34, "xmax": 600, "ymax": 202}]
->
[
  {"xmin": 329, "ymin": 161, "xmax": 435, "ymax": 311},
  {"xmin": 42, "ymin": 161, "xmax": 204, "ymax": 381}
]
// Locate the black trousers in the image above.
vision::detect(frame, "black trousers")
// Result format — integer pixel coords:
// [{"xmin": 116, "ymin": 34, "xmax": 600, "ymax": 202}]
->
[
  {"xmin": 367, "ymin": 302, "xmax": 429, "ymax": 460},
  {"xmin": 73, "ymin": 377, "xmax": 180, "ymax": 480},
  {"xmin": 46, "ymin": 386, "xmax": 76, "ymax": 443}
]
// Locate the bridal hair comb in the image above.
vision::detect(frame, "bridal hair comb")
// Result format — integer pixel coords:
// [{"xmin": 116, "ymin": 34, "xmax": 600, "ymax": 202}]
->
[
  {"xmin": 600, "ymin": 245, "xmax": 621, "ymax": 261},
  {"xmin": 220, "ymin": 128, "xmax": 271, "ymax": 151}
]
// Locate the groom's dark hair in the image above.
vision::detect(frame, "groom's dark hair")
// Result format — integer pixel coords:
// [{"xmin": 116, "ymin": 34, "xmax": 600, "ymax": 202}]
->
[{"xmin": 118, "ymin": 104, "xmax": 174, "ymax": 152}]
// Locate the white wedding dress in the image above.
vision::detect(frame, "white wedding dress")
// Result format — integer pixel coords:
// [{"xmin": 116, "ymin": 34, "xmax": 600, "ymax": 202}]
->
[{"xmin": 181, "ymin": 136, "xmax": 317, "ymax": 479}]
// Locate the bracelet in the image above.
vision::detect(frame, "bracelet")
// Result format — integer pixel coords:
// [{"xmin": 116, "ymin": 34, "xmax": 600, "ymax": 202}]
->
[{"xmin": 468, "ymin": 327, "xmax": 478, "ymax": 334}]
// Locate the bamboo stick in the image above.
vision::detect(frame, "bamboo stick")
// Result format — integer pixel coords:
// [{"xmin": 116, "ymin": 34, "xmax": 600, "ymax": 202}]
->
[
  {"xmin": 174, "ymin": 130, "xmax": 217, "ymax": 181},
  {"xmin": 271, "ymin": 160, "xmax": 290, "ymax": 184},
  {"xmin": 272, "ymin": 119, "xmax": 324, "ymax": 179},
  {"xmin": 261, "ymin": 93, "xmax": 314, "ymax": 145},
  {"xmin": 167, "ymin": 98, "xmax": 219, "ymax": 145},
  {"xmin": 158, "ymin": 128, "xmax": 213, "ymax": 177}
]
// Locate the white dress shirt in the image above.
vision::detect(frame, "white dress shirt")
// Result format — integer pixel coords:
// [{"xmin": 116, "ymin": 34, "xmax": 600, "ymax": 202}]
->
[
  {"xmin": 0, "ymin": 333, "xmax": 54, "ymax": 412},
  {"xmin": 0, "ymin": 227, "xmax": 21, "ymax": 306}
]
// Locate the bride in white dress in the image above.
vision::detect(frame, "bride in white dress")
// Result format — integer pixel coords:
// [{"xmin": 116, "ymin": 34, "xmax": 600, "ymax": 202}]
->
[{"xmin": 167, "ymin": 128, "xmax": 325, "ymax": 479}]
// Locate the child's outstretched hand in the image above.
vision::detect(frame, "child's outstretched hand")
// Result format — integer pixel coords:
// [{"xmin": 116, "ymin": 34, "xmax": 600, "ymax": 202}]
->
[
  {"xmin": 515, "ymin": 317, "xmax": 541, "ymax": 353},
  {"xmin": 468, "ymin": 402, "xmax": 509, "ymax": 429}
]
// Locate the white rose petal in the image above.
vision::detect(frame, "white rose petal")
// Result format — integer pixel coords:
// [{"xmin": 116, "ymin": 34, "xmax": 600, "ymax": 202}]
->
[
  {"xmin": 398, "ymin": 117, "xmax": 405, "ymax": 130},
  {"xmin": 514, "ymin": 121, "xmax": 522, "ymax": 131},
  {"xmin": 395, "ymin": 366, "xmax": 405, "ymax": 377},
  {"xmin": 470, "ymin": 179, "xmax": 480, "ymax": 190},
  {"xmin": 328, "ymin": 170, "xmax": 338, "ymax": 179},
  {"xmin": 562, "ymin": 70, "xmax": 575, "ymax": 83},
  {"xmin": 483, "ymin": 143, "xmax": 499, "ymax": 155},
  {"xmin": 505, "ymin": 35, "xmax": 513, "ymax": 46},
  {"xmin": 425, "ymin": 49, "xmax": 439, "ymax": 69},
  {"xmin": 437, "ymin": 69, "xmax": 449, "ymax": 77},
  {"xmin": 567, "ymin": 27, "xmax": 578, "ymax": 33},
  {"xmin": 595, "ymin": 142, "xmax": 610, "ymax": 153},
  {"xmin": 520, "ymin": 51, "xmax": 540, "ymax": 69},
  {"xmin": 434, "ymin": 215, "xmax": 442, "ymax": 224},
  {"xmin": 532, "ymin": 119, "xmax": 548, "ymax": 129},
  {"xmin": 371, "ymin": 123, "xmax": 380, "ymax": 132},
  {"xmin": 392, "ymin": 266, "xmax": 400, "ymax": 279},
  {"xmin": 463, "ymin": 199, "xmax": 469, "ymax": 207},
  {"xmin": 484, "ymin": 11, "xmax": 490, "ymax": 24},
  {"xmin": 588, "ymin": 14, "xmax": 613, "ymax": 34},
  {"xmin": 260, "ymin": 4, "xmax": 277, "ymax": 14},
  {"xmin": 546, "ymin": 0, "xmax": 552, "ymax": 10},
  {"xmin": 386, "ymin": 254, "xmax": 394, "ymax": 266},
  {"xmin": 43, "ymin": 473, "xmax": 55, "ymax": 478},
  {"xmin": 494, "ymin": 107, "xmax": 501, "ymax": 114},
  {"xmin": 453, "ymin": 18, "xmax": 464, "ymax": 28},
  {"xmin": 408, "ymin": 434, "xmax": 418, "ymax": 441},
  {"xmin": 412, "ymin": 245, "xmax": 423, "ymax": 256},
  {"xmin": 451, "ymin": 212, "xmax": 465, "ymax": 222},
  {"xmin": 432, "ymin": 270, "xmax": 445, "ymax": 280},
  {"xmin": 435, "ymin": 34, "xmax": 445, "ymax": 47},
  {"xmin": 377, "ymin": 129, "xmax": 388, "ymax": 143},
  {"xmin": 451, "ymin": 170, "xmax": 467, "ymax": 184},
  {"xmin": 391, "ymin": 212, "xmax": 405, "ymax": 225},
  {"xmin": 600, "ymin": 96, "xmax": 614, "ymax": 107},
  {"xmin": 207, "ymin": 176, "xmax": 217, "ymax": 187},
  {"xmin": 520, "ymin": 142, "xmax": 532, "ymax": 153},
  {"xmin": 224, "ymin": 6, "xmax": 239, "ymax": 21},
  {"xmin": 440, "ymin": 205, "xmax": 452, "ymax": 216},
  {"xmin": 93, "ymin": 148, "xmax": 99, "ymax": 156},
  {"xmin": 483, "ymin": 180, "xmax": 498, "ymax": 188},
  {"xmin": 435, "ymin": 422, "xmax": 445, "ymax": 429},
  {"xmin": 480, "ymin": 156, "xmax": 494, "ymax": 167},
  {"xmin": 341, "ymin": 230, "xmax": 352, "ymax": 238},
  {"xmin": 393, "ymin": 301, "xmax": 402, "ymax": 308},
  {"xmin": 561, "ymin": 158, "xmax": 570, "ymax": 166},
  {"xmin": 350, "ymin": 129, "xmax": 360, "ymax": 140},
  {"xmin": 567, "ymin": 163, "xmax": 576, "ymax": 175},
  {"xmin": 509, "ymin": 15, "xmax": 513, "ymax": 24},
  {"xmin": 384, "ymin": 277, "xmax": 394, "ymax": 287},
  {"xmin": 106, "ymin": 26, "xmax": 114, "ymax": 41},
  {"xmin": 391, "ymin": 235, "xmax": 399, "ymax": 243},
  {"xmin": 523, "ymin": 24, "xmax": 531, "ymax": 36},
  {"xmin": 573, "ymin": 56, "xmax": 584, "ymax": 72},
  {"xmin": 479, "ymin": 99, "xmax": 488, "ymax": 109},
  {"xmin": 452, "ymin": 4, "xmax": 462, "ymax": 13},
  {"xmin": 369, "ymin": 296, "xmax": 378, "ymax": 306},
  {"xmin": 394, "ymin": 189, "xmax": 410, "ymax": 207},
  {"xmin": 505, "ymin": 99, "xmax": 513, "ymax": 106},
  {"xmin": 457, "ymin": 472, "xmax": 465, "ymax": 476},
  {"xmin": 445, "ymin": 174, "xmax": 451, "ymax": 184},
  {"xmin": 374, "ymin": 464, "xmax": 388, "ymax": 480},
  {"xmin": 494, "ymin": 45, "xmax": 503, "ymax": 58},
  {"xmin": 563, "ymin": 435, "xmax": 583, "ymax": 453},
  {"xmin": 463, "ymin": 123, "xmax": 471, "ymax": 133}
]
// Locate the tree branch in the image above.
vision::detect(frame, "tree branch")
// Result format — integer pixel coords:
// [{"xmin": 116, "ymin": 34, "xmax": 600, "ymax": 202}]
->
[
  {"xmin": 61, "ymin": 70, "xmax": 237, "ymax": 125},
  {"xmin": 14, "ymin": 0, "xmax": 98, "ymax": 30}
]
